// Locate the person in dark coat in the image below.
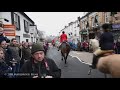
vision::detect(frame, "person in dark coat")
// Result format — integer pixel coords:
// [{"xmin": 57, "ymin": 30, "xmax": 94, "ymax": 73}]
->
[
  {"xmin": 90, "ymin": 23, "xmax": 114, "ymax": 69},
  {"xmin": 116, "ymin": 39, "xmax": 120, "ymax": 54},
  {"xmin": 8, "ymin": 38, "xmax": 21, "ymax": 73},
  {"xmin": 0, "ymin": 30, "xmax": 10, "ymax": 43},
  {"xmin": 0, "ymin": 47, "xmax": 12, "ymax": 78},
  {"xmin": 0, "ymin": 40, "xmax": 13, "ymax": 66},
  {"xmin": 20, "ymin": 42, "xmax": 31, "ymax": 68},
  {"xmin": 20, "ymin": 43, "xmax": 61, "ymax": 78}
]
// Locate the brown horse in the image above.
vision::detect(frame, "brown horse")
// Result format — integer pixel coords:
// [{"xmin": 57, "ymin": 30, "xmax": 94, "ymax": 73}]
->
[
  {"xmin": 96, "ymin": 53, "xmax": 120, "ymax": 78},
  {"xmin": 60, "ymin": 42, "xmax": 71, "ymax": 64},
  {"xmin": 88, "ymin": 39, "xmax": 120, "ymax": 78}
]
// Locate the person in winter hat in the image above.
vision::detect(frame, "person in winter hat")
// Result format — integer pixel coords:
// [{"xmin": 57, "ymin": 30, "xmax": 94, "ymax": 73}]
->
[{"xmin": 20, "ymin": 43, "xmax": 61, "ymax": 78}]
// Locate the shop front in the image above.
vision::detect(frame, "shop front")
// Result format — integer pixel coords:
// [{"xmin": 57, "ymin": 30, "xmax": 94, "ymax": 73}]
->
[
  {"xmin": 89, "ymin": 30, "xmax": 95, "ymax": 39},
  {"xmin": 111, "ymin": 24, "xmax": 120, "ymax": 40},
  {"xmin": 80, "ymin": 29, "xmax": 88, "ymax": 42},
  {"xmin": 92, "ymin": 26, "xmax": 101, "ymax": 39}
]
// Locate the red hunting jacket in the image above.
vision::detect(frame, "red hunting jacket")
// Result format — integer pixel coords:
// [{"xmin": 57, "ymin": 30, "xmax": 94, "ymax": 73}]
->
[{"xmin": 60, "ymin": 34, "xmax": 67, "ymax": 43}]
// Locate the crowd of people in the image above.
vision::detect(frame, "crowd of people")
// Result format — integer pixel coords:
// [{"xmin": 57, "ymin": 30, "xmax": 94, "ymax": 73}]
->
[{"xmin": 0, "ymin": 28, "xmax": 61, "ymax": 78}]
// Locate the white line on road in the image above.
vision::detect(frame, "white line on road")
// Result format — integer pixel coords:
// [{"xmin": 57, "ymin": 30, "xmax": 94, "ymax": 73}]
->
[{"xmin": 69, "ymin": 54, "xmax": 92, "ymax": 66}]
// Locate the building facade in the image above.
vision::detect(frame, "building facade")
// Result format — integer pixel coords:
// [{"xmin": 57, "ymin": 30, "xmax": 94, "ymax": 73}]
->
[
  {"xmin": 79, "ymin": 12, "xmax": 118, "ymax": 41},
  {"xmin": 59, "ymin": 19, "xmax": 80, "ymax": 44},
  {"xmin": 109, "ymin": 12, "xmax": 120, "ymax": 40},
  {"xmin": 59, "ymin": 12, "xmax": 120, "ymax": 44},
  {"xmin": 0, "ymin": 12, "xmax": 38, "ymax": 43}
]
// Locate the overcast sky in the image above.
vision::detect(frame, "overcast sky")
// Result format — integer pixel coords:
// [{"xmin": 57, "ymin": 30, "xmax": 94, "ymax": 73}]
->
[{"xmin": 25, "ymin": 12, "xmax": 84, "ymax": 36}]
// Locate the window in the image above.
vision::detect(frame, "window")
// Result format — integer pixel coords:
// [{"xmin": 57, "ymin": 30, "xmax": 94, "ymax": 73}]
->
[
  {"xmin": 15, "ymin": 36, "xmax": 20, "ymax": 43},
  {"xmin": 31, "ymin": 37, "xmax": 33, "ymax": 42},
  {"xmin": 84, "ymin": 21, "xmax": 86, "ymax": 29},
  {"xmin": 26, "ymin": 39, "xmax": 29, "ymax": 42},
  {"xmin": 82, "ymin": 21, "xmax": 85, "ymax": 29},
  {"xmin": 95, "ymin": 15, "xmax": 99, "ymax": 26},
  {"xmin": 75, "ymin": 30, "xmax": 76, "ymax": 36},
  {"xmin": 95, "ymin": 15, "xmax": 98, "ymax": 23},
  {"xmin": 82, "ymin": 22, "xmax": 84, "ymax": 29},
  {"xmin": 24, "ymin": 20, "xmax": 29, "ymax": 33},
  {"xmin": 91, "ymin": 17, "xmax": 94, "ymax": 27},
  {"xmin": 14, "ymin": 13, "xmax": 20, "ymax": 30},
  {"xmin": 86, "ymin": 21, "xmax": 89, "ymax": 28},
  {"xmin": 105, "ymin": 12, "xmax": 110, "ymax": 23},
  {"xmin": 0, "ymin": 21, "xmax": 3, "ymax": 27}
]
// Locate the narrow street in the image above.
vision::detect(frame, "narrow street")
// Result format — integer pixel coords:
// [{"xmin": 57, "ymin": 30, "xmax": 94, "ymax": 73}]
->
[{"xmin": 46, "ymin": 46, "xmax": 112, "ymax": 78}]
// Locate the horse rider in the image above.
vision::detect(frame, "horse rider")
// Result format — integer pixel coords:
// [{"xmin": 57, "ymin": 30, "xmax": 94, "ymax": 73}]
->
[
  {"xmin": 89, "ymin": 33, "xmax": 100, "ymax": 53},
  {"xmin": 52, "ymin": 39, "xmax": 55, "ymax": 46},
  {"xmin": 58, "ymin": 31, "xmax": 70, "ymax": 51},
  {"xmin": 90, "ymin": 23, "xmax": 114, "ymax": 69}
]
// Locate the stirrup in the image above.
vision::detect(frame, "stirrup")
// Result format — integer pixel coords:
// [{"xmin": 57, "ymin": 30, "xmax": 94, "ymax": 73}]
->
[{"xmin": 89, "ymin": 65, "xmax": 96, "ymax": 69}]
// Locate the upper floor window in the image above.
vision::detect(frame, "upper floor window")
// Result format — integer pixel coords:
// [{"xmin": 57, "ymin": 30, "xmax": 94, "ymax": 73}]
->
[
  {"xmin": 95, "ymin": 15, "xmax": 99, "ymax": 26},
  {"xmin": 95, "ymin": 15, "xmax": 98, "ymax": 23},
  {"xmin": 105, "ymin": 12, "xmax": 110, "ymax": 23},
  {"xmin": 86, "ymin": 21, "xmax": 89, "ymax": 28},
  {"xmin": 24, "ymin": 20, "xmax": 29, "ymax": 33},
  {"xmin": 91, "ymin": 17, "xmax": 94, "ymax": 27},
  {"xmin": 81, "ymin": 21, "xmax": 84, "ymax": 29},
  {"xmin": 83, "ymin": 21, "xmax": 86, "ymax": 29},
  {"xmin": 14, "ymin": 13, "xmax": 20, "ymax": 30}
]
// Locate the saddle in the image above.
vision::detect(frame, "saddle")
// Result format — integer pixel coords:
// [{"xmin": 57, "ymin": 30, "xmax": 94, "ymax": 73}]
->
[{"xmin": 95, "ymin": 52, "xmax": 114, "ymax": 68}]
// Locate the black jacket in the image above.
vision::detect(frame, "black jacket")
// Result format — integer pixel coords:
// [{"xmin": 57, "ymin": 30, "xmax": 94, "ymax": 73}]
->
[
  {"xmin": 0, "ymin": 35, "xmax": 10, "ymax": 43},
  {"xmin": 0, "ymin": 60, "xmax": 12, "ymax": 78},
  {"xmin": 20, "ymin": 57, "xmax": 61, "ymax": 78},
  {"xmin": 8, "ymin": 44, "xmax": 21, "ymax": 62},
  {"xmin": 4, "ymin": 47, "xmax": 13, "ymax": 66},
  {"xmin": 99, "ymin": 32, "xmax": 114, "ymax": 50},
  {"xmin": 22, "ymin": 47, "xmax": 31, "ymax": 60}
]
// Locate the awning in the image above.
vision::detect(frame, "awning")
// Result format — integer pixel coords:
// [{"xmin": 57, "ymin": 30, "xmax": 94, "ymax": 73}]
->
[
  {"xmin": 111, "ymin": 24, "xmax": 120, "ymax": 30},
  {"xmin": 80, "ymin": 29, "xmax": 87, "ymax": 32},
  {"xmin": 79, "ymin": 30, "xmax": 87, "ymax": 34}
]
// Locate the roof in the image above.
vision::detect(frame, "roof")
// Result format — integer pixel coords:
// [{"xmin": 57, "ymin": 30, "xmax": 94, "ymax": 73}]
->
[
  {"xmin": 80, "ymin": 12, "xmax": 93, "ymax": 20},
  {"xmin": 19, "ymin": 12, "xmax": 35, "ymax": 25}
]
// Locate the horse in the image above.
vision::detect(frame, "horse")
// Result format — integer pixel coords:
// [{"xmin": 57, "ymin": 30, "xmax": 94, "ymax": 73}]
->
[
  {"xmin": 89, "ymin": 38, "xmax": 100, "ymax": 53},
  {"xmin": 60, "ymin": 42, "xmax": 71, "ymax": 64},
  {"xmin": 88, "ymin": 39, "xmax": 120, "ymax": 78}
]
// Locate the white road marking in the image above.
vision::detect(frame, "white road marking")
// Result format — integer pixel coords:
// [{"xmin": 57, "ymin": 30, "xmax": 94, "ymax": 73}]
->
[{"xmin": 69, "ymin": 52, "xmax": 92, "ymax": 66}]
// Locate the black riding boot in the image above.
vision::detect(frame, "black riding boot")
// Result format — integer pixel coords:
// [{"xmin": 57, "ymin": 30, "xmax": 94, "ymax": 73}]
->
[
  {"xmin": 58, "ymin": 47, "xmax": 60, "ymax": 51},
  {"xmin": 58, "ymin": 45, "xmax": 61, "ymax": 51},
  {"xmin": 90, "ymin": 54, "xmax": 98, "ymax": 69}
]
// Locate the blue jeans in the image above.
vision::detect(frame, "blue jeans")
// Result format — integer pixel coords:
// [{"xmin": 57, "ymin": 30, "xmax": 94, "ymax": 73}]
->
[{"xmin": 12, "ymin": 62, "xmax": 20, "ymax": 77}]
